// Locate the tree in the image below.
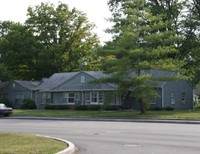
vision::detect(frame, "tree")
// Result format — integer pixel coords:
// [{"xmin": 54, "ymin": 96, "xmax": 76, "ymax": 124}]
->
[
  {"xmin": 25, "ymin": 2, "xmax": 100, "ymax": 78},
  {"xmin": 0, "ymin": 21, "xmax": 39, "ymax": 80},
  {"xmin": 100, "ymin": 0, "xmax": 185, "ymax": 113},
  {"xmin": 0, "ymin": 2, "xmax": 100, "ymax": 80},
  {"xmin": 0, "ymin": 64, "xmax": 12, "ymax": 81}
]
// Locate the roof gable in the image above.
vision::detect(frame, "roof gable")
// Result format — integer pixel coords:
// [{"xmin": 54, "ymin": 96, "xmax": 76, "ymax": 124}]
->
[{"xmin": 36, "ymin": 72, "xmax": 78, "ymax": 90}]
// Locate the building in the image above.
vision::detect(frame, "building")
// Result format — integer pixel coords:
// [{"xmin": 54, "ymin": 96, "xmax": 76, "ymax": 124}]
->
[{"xmin": 0, "ymin": 70, "xmax": 194, "ymax": 110}]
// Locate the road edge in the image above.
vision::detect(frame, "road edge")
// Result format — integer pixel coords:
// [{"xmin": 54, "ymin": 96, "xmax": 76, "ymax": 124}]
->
[{"xmin": 36, "ymin": 134, "xmax": 76, "ymax": 154}]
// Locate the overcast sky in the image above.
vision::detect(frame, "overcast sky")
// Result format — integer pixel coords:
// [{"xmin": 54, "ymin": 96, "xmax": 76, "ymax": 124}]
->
[{"xmin": 0, "ymin": 0, "xmax": 113, "ymax": 44}]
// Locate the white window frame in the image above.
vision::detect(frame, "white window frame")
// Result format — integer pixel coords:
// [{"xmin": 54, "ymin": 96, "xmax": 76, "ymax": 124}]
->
[
  {"xmin": 181, "ymin": 92, "xmax": 186, "ymax": 104},
  {"xmin": 90, "ymin": 92, "xmax": 99, "ymax": 104},
  {"xmin": 81, "ymin": 76, "xmax": 85, "ymax": 83},
  {"xmin": 63, "ymin": 92, "xmax": 80, "ymax": 104}
]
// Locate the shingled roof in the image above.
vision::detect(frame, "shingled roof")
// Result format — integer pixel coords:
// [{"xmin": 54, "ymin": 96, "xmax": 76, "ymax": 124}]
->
[
  {"xmin": 35, "ymin": 70, "xmax": 175, "ymax": 91},
  {"xmin": 36, "ymin": 72, "xmax": 79, "ymax": 90},
  {"xmin": 15, "ymin": 80, "xmax": 41, "ymax": 90}
]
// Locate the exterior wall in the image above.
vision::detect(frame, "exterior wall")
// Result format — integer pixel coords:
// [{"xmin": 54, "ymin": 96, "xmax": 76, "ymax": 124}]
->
[
  {"xmin": 0, "ymin": 82, "xmax": 33, "ymax": 108},
  {"xmin": 163, "ymin": 80, "xmax": 193, "ymax": 109},
  {"xmin": 34, "ymin": 71, "xmax": 120, "ymax": 109},
  {"xmin": 35, "ymin": 90, "xmax": 120, "ymax": 109},
  {"xmin": 122, "ymin": 88, "xmax": 162, "ymax": 110}
]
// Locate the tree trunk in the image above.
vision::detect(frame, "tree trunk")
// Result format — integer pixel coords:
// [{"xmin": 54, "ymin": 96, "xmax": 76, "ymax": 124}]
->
[{"xmin": 139, "ymin": 98, "xmax": 146, "ymax": 114}]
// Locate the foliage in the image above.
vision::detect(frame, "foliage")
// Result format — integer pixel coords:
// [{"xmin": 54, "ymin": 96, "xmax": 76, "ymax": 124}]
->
[
  {"xmin": 103, "ymin": 105, "xmax": 120, "ymax": 111},
  {"xmin": 0, "ymin": 64, "xmax": 12, "ymax": 81},
  {"xmin": 44, "ymin": 104, "xmax": 69, "ymax": 110},
  {"xmin": 75, "ymin": 105, "xmax": 88, "ymax": 110},
  {"xmin": 0, "ymin": 2, "xmax": 100, "ymax": 80},
  {"xmin": 100, "ymin": 0, "xmax": 185, "ymax": 113},
  {"xmin": 20, "ymin": 99, "xmax": 37, "ymax": 109},
  {"xmin": 0, "ymin": 98, "xmax": 11, "ymax": 107}
]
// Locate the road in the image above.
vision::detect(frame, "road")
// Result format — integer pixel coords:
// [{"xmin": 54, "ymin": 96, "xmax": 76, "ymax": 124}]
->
[{"xmin": 0, "ymin": 119, "xmax": 200, "ymax": 154}]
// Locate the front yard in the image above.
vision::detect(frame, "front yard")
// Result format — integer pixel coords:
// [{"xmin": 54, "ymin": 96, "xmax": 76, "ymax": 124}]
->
[
  {"xmin": 12, "ymin": 109, "xmax": 200, "ymax": 120},
  {"xmin": 0, "ymin": 133, "xmax": 67, "ymax": 154}
]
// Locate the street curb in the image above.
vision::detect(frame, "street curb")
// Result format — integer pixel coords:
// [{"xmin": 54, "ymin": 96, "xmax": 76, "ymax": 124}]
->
[
  {"xmin": 36, "ymin": 135, "xmax": 76, "ymax": 154},
  {"xmin": 6, "ymin": 116, "xmax": 200, "ymax": 125}
]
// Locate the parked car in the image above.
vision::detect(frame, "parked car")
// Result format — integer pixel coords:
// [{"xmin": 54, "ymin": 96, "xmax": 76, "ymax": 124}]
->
[{"xmin": 0, "ymin": 103, "xmax": 13, "ymax": 116}]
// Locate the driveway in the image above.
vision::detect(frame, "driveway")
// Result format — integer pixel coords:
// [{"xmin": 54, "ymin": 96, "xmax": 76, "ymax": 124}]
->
[{"xmin": 0, "ymin": 119, "xmax": 200, "ymax": 154}]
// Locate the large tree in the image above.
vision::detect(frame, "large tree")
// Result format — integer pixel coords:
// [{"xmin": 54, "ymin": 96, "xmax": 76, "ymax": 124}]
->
[
  {"xmin": 0, "ymin": 21, "xmax": 39, "ymax": 80},
  {"xmin": 25, "ymin": 2, "xmax": 100, "ymax": 78},
  {"xmin": 100, "ymin": 0, "xmax": 185, "ymax": 113},
  {"xmin": 0, "ymin": 2, "xmax": 100, "ymax": 80}
]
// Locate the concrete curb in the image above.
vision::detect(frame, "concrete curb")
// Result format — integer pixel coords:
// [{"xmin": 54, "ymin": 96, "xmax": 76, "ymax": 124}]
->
[
  {"xmin": 6, "ymin": 116, "xmax": 200, "ymax": 125},
  {"xmin": 36, "ymin": 135, "xmax": 76, "ymax": 154}
]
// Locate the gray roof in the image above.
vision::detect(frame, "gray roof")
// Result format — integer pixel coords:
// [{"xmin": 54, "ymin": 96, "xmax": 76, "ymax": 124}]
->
[
  {"xmin": 36, "ymin": 71, "xmax": 117, "ymax": 90},
  {"xmin": 35, "ymin": 70, "xmax": 177, "ymax": 91},
  {"xmin": 0, "ymin": 82, "xmax": 9, "ymax": 89},
  {"xmin": 15, "ymin": 80, "xmax": 41, "ymax": 90},
  {"xmin": 36, "ymin": 72, "xmax": 79, "ymax": 90}
]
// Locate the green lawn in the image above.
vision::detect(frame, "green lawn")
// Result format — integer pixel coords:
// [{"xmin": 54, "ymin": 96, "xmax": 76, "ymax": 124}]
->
[
  {"xmin": 12, "ymin": 109, "xmax": 200, "ymax": 120},
  {"xmin": 0, "ymin": 133, "xmax": 67, "ymax": 154}
]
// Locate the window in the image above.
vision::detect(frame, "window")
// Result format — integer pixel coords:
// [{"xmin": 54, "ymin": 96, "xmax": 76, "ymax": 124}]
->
[
  {"xmin": 99, "ymin": 92, "xmax": 104, "ymax": 104},
  {"xmin": 41, "ymin": 92, "xmax": 51, "ymax": 104},
  {"xmin": 170, "ymin": 92, "xmax": 175, "ymax": 104},
  {"xmin": 15, "ymin": 94, "xmax": 24, "ymax": 104},
  {"xmin": 86, "ymin": 92, "xmax": 90, "ymax": 104},
  {"xmin": 85, "ymin": 92, "xmax": 104, "ymax": 104},
  {"xmin": 181, "ymin": 92, "xmax": 186, "ymax": 104},
  {"xmin": 63, "ymin": 92, "xmax": 80, "ymax": 104},
  {"xmin": 90, "ymin": 92, "xmax": 98, "ymax": 104},
  {"xmin": 81, "ymin": 76, "xmax": 85, "ymax": 83}
]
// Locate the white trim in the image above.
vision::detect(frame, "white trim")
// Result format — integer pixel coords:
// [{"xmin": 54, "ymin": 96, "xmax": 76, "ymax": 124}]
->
[{"xmin": 90, "ymin": 92, "xmax": 99, "ymax": 104}]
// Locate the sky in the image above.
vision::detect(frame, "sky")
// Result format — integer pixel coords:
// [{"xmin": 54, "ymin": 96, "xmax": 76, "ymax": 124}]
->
[{"xmin": 0, "ymin": 0, "xmax": 113, "ymax": 44}]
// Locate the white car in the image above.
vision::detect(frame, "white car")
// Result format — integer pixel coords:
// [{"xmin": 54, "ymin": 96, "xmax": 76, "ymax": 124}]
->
[{"xmin": 0, "ymin": 103, "xmax": 13, "ymax": 116}]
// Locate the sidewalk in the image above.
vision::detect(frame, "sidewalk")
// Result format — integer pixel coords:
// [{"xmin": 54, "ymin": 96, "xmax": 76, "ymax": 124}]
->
[{"xmin": 6, "ymin": 116, "xmax": 200, "ymax": 125}]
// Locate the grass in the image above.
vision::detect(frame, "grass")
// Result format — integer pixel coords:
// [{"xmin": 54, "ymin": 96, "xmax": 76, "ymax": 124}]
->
[
  {"xmin": 11, "ymin": 109, "xmax": 200, "ymax": 120},
  {"xmin": 0, "ymin": 133, "xmax": 67, "ymax": 154}
]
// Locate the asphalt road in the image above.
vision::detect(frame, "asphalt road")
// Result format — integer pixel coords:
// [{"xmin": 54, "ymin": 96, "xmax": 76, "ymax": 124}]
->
[{"xmin": 1, "ymin": 119, "xmax": 200, "ymax": 154}]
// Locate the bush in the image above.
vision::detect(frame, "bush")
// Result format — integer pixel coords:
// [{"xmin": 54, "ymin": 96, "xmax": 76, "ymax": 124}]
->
[
  {"xmin": 103, "ymin": 105, "xmax": 120, "ymax": 111},
  {"xmin": 165, "ymin": 107, "xmax": 174, "ymax": 111},
  {"xmin": 0, "ymin": 98, "xmax": 11, "ymax": 107},
  {"xmin": 44, "ymin": 105, "xmax": 69, "ymax": 110},
  {"xmin": 75, "ymin": 105, "xmax": 88, "ymax": 110},
  {"xmin": 88, "ymin": 105, "xmax": 101, "ymax": 111},
  {"xmin": 149, "ymin": 106, "xmax": 163, "ymax": 111},
  {"xmin": 21, "ymin": 99, "xmax": 37, "ymax": 109}
]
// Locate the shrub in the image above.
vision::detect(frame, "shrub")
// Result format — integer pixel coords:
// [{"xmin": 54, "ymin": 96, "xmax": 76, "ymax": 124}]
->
[
  {"xmin": 0, "ymin": 98, "xmax": 11, "ymax": 107},
  {"xmin": 103, "ymin": 105, "xmax": 120, "ymax": 111},
  {"xmin": 21, "ymin": 99, "xmax": 37, "ymax": 109},
  {"xmin": 88, "ymin": 105, "xmax": 101, "ymax": 111},
  {"xmin": 149, "ymin": 106, "xmax": 163, "ymax": 111},
  {"xmin": 75, "ymin": 105, "xmax": 88, "ymax": 110},
  {"xmin": 44, "ymin": 105, "xmax": 69, "ymax": 110},
  {"xmin": 165, "ymin": 107, "xmax": 174, "ymax": 111}
]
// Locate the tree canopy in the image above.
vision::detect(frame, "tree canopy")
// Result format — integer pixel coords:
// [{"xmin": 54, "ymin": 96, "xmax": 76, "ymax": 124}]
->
[
  {"xmin": 99, "ymin": 0, "xmax": 187, "ymax": 113},
  {"xmin": 0, "ymin": 2, "xmax": 100, "ymax": 80}
]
